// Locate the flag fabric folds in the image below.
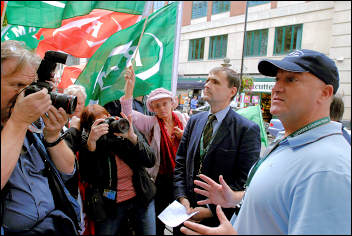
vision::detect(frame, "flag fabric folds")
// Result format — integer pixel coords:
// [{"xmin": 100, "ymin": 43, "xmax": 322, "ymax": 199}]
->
[
  {"xmin": 56, "ymin": 64, "xmax": 86, "ymax": 92},
  {"xmin": 6, "ymin": 1, "xmax": 146, "ymax": 28},
  {"xmin": 1, "ymin": 24, "xmax": 41, "ymax": 49},
  {"xmin": 237, "ymin": 105, "xmax": 269, "ymax": 147},
  {"xmin": 75, "ymin": 2, "xmax": 177, "ymax": 106},
  {"xmin": 34, "ymin": 9, "xmax": 140, "ymax": 58}
]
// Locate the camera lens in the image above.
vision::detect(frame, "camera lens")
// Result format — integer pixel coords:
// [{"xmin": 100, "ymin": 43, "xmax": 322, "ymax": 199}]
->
[
  {"xmin": 110, "ymin": 118, "xmax": 130, "ymax": 134},
  {"xmin": 51, "ymin": 92, "xmax": 77, "ymax": 114}
]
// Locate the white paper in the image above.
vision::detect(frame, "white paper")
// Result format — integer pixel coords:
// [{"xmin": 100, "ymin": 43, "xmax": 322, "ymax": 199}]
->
[{"xmin": 157, "ymin": 200, "xmax": 199, "ymax": 228}]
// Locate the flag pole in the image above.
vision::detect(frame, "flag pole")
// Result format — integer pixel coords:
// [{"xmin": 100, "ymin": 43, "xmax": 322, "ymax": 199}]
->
[
  {"xmin": 1, "ymin": 1, "xmax": 8, "ymax": 28},
  {"xmin": 171, "ymin": 1, "xmax": 183, "ymax": 96},
  {"xmin": 130, "ymin": 1, "xmax": 153, "ymax": 65}
]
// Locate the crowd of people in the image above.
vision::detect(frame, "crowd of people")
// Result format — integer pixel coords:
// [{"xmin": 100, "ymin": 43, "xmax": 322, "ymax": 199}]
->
[{"xmin": 1, "ymin": 40, "xmax": 351, "ymax": 235}]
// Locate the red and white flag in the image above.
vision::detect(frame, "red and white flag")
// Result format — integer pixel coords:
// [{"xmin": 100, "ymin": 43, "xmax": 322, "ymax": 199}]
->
[
  {"xmin": 57, "ymin": 64, "xmax": 86, "ymax": 92},
  {"xmin": 35, "ymin": 9, "xmax": 140, "ymax": 58}
]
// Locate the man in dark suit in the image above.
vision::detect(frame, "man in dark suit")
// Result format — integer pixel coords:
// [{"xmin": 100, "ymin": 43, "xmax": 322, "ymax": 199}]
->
[{"xmin": 173, "ymin": 67, "xmax": 261, "ymax": 228}]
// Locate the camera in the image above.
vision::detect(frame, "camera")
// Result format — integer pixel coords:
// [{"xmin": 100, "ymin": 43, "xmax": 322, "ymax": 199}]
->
[
  {"xmin": 101, "ymin": 117, "xmax": 130, "ymax": 135},
  {"xmin": 24, "ymin": 51, "xmax": 77, "ymax": 114}
]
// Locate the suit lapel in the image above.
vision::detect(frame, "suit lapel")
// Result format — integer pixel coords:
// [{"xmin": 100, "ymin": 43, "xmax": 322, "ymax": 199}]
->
[
  {"xmin": 191, "ymin": 113, "xmax": 209, "ymax": 158},
  {"xmin": 205, "ymin": 109, "xmax": 233, "ymax": 157}
]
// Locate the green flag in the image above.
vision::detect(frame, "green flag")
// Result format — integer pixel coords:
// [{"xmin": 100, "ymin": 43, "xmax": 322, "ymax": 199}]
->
[
  {"xmin": 237, "ymin": 105, "xmax": 269, "ymax": 147},
  {"xmin": 1, "ymin": 25, "xmax": 41, "ymax": 50},
  {"xmin": 6, "ymin": 1, "xmax": 146, "ymax": 28},
  {"xmin": 75, "ymin": 2, "xmax": 177, "ymax": 106}
]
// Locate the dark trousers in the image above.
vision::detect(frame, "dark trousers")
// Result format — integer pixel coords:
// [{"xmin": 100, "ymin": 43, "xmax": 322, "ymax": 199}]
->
[
  {"xmin": 154, "ymin": 174, "xmax": 175, "ymax": 235},
  {"xmin": 94, "ymin": 197, "xmax": 146, "ymax": 235}
]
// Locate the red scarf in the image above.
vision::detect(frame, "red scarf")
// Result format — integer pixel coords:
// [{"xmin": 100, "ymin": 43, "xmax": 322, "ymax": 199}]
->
[{"xmin": 157, "ymin": 112, "xmax": 183, "ymax": 176}]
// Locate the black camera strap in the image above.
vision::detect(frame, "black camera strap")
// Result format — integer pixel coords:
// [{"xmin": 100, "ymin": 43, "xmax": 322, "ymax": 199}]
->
[{"xmin": 26, "ymin": 131, "xmax": 79, "ymax": 235}]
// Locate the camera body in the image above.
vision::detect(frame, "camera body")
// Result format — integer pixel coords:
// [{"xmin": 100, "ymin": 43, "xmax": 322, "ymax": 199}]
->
[
  {"xmin": 24, "ymin": 51, "xmax": 77, "ymax": 114},
  {"xmin": 101, "ymin": 117, "xmax": 130, "ymax": 135},
  {"xmin": 98, "ymin": 117, "xmax": 130, "ymax": 144}
]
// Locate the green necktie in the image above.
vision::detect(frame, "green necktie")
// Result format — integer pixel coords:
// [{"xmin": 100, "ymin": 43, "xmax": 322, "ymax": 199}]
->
[{"xmin": 202, "ymin": 114, "xmax": 217, "ymax": 150}]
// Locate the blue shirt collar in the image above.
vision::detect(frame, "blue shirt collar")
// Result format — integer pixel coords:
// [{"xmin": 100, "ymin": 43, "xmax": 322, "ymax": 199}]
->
[
  {"xmin": 285, "ymin": 121, "xmax": 342, "ymax": 148},
  {"xmin": 208, "ymin": 105, "xmax": 230, "ymax": 124}
]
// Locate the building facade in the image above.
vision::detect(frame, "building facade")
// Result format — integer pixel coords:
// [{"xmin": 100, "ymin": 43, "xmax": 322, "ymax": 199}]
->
[{"xmin": 177, "ymin": 1, "xmax": 351, "ymax": 122}]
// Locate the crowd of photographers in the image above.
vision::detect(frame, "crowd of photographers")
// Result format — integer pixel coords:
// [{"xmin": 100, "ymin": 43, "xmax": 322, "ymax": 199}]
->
[{"xmin": 1, "ymin": 40, "xmax": 350, "ymax": 236}]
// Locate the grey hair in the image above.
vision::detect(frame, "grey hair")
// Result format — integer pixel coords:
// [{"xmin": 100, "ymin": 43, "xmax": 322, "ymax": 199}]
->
[
  {"xmin": 1, "ymin": 40, "xmax": 41, "ymax": 77},
  {"xmin": 64, "ymin": 84, "xmax": 87, "ymax": 100}
]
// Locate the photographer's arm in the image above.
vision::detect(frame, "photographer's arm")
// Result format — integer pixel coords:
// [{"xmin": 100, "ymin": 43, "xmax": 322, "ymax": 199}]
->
[
  {"xmin": 1, "ymin": 89, "xmax": 51, "ymax": 189},
  {"xmin": 43, "ymin": 106, "xmax": 75, "ymax": 174}
]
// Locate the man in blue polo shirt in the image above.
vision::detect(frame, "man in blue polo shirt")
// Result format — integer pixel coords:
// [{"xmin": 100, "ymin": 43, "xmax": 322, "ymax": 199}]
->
[{"xmin": 180, "ymin": 49, "xmax": 351, "ymax": 235}]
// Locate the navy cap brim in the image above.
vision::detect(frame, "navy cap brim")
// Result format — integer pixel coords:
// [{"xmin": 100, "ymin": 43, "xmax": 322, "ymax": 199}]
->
[{"xmin": 258, "ymin": 59, "xmax": 308, "ymax": 77}]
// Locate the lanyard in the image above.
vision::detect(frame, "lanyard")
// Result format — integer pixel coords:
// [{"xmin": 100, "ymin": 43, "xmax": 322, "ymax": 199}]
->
[{"xmin": 245, "ymin": 117, "xmax": 330, "ymax": 188}]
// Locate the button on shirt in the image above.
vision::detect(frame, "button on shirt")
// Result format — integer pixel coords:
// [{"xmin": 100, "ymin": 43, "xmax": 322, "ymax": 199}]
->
[
  {"xmin": 2, "ymin": 131, "xmax": 75, "ymax": 232},
  {"xmin": 233, "ymin": 121, "xmax": 351, "ymax": 234}
]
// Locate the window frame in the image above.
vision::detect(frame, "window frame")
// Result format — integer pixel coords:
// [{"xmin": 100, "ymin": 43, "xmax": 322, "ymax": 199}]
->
[
  {"xmin": 188, "ymin": 37, "xmax": 205, "ymax": 61},
  {"xmin": 244, "ymin": 28, "xmax": 269, "ymax": 57},
  {"xmin": 212, "ymin": 1, "xmax": 230, "ymax": 15},
  {"xmin": 208, "ymin": 34, "xmax": 228, "ymax": 59},
  {"xmin": 273, "ymin": 24, "xmax": 303, "ymax": 55},
  {"xmin": 192, "ymin": 1, "xmax": 208, "ymax": 19}
]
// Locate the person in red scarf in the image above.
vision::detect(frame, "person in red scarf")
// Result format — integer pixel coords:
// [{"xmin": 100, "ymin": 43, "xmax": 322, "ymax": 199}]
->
[{"xmin": 120, "ymin": 66, "xmax": 189, "ymax": 235}]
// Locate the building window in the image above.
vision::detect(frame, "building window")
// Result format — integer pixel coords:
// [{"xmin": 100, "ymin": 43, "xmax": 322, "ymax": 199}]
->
[
  {"xmin": 153, "ymin": 1, "xmax": 165, "ymax": 12},
  {"xmin": 192, "ymin": 1, "xmax": 208, "ymax": 19},
  {"xmin": 212, "ymin": 1, "xmax": 230, "ymax": 15},
  {"xmin": 208, "ymin": 34, "xmax": 228, "ymax": 59},
  {"xmin": 274, "ymin": 24, "xmax": 303, "ymax": 55},
  {"xmin": 247, "ymin": 1, "xmax": 270, "ymax": 7},
  {"xmin": 189, "ymin": 38, "xmax": 205, "ymax": 60},
  {"xmin": 244, "ymin": 29, "xmax": 268, "ymax": 57}
]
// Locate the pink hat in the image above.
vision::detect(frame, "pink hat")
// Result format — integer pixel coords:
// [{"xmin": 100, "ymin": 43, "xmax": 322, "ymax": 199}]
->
[{"xmin": 146, "ymin": 88, "xmax": 177, "ymax": 112}]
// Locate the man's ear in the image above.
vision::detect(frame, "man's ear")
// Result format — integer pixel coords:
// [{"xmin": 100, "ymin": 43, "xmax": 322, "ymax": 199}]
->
[
  {"xmin": 320, "ymin": 84, "xmax": 334, "ymax": 103},
  {"xmin": 231, "ymin": 87, "xmax": 238, "ymax": 98}
]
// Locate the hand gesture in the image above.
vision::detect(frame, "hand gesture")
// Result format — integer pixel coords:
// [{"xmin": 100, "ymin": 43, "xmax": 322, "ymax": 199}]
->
[
  {"xmin": 43, "ymin": 106, "xmax": 69, "ymax": 142},
  {"xmin": 10, "ymin": 88, "xmax": 51, "ymax": 126},
  {"xmin": 124, "ymin": 66, "xmax": 136, "ymax": 99},
  {"xmin": 113, "ymin": 112, "xmax": 138, "ymax": 145},
  {"xmin": 194, "ymin": 174, "xmax": 244, "ymax": 208},
  {"xmin": 180, "ymin": 205, "xmax": 238, "ymax": 235},
  {"xmin": 87, "ymin": 118, "xmax": 109, "ymax": 151},
  {"xmin": 173, "ymin": 126, "xmax": 183, "ymax": 139}
]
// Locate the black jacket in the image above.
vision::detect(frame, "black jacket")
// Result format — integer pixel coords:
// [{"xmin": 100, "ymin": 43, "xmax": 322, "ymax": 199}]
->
[{"xmin": 78, "ymin": 125, "xmax": 156, "ymax": 213}]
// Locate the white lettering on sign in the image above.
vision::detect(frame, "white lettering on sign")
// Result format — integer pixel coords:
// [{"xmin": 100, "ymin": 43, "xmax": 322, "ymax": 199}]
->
[{"xmin": 252, "ymin": 82, "xmax": 275, "ymax": 92}]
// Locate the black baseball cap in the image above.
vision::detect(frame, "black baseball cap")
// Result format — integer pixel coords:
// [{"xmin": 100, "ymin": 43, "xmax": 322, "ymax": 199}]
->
[{"xmin": 258, "ymin": 49, "xmax": 340, "ymax": 94}]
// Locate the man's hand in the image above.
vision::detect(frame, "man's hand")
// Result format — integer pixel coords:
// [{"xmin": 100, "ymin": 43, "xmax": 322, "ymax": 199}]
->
[
  {"xmin": 113, "ymin": 112, "xmax": 137, "ymax": 145},
  {"xmin": 42, "ymin": 106, "xmax": 69, "ymax": 142},
  {"xmin": 180, "ymin": 205, "xmax": 238, "ymax": 235},
  {"xmin": 87, "ymin": 118, "xmax": 109, "ymax": 151},
  {"xmin": 189, "ymin": 206, "xmax": 212, "ymax": 223},
  {"xmin": 124, "ymin": 66, "xmax": 136, "ymax": 99},
  {"xmin": 194, "ymin": 174, "xmax": 244, "ymax": 208},
  {"xmin": 179, "ymin": 197, "xmax": 193, "ymax": 214},
  {"xmin": 10, "ymin": 88, "xmax": 51, "ymax": 126}
]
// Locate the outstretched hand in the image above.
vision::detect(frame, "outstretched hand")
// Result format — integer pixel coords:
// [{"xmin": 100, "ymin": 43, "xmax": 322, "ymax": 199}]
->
[
  {"xmin": 180, "ymin": 205, "xmax": 238, "ymax": 235},
  {"xmin": 194, "ymin": 174, "xmax": 244, "ymax": 208},
  {"xmin": 124, "ymin": 66, "xmax": 136, "ymax": 99}
]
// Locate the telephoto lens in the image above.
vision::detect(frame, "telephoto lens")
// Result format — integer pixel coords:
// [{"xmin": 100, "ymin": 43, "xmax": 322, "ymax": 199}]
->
[{"xmin": 50, "ymin": 92, "xmax": 77, "ymax": 114}]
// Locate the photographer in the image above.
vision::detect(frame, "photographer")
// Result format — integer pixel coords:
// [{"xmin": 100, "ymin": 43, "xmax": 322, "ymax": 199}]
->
[
  {"xmin": 1, "ymin": 41, "xmax": 78, "ymax": 234},
  {"xmin": 78, "ymin": 104, "xmax": 156, "ymax": 235}
]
